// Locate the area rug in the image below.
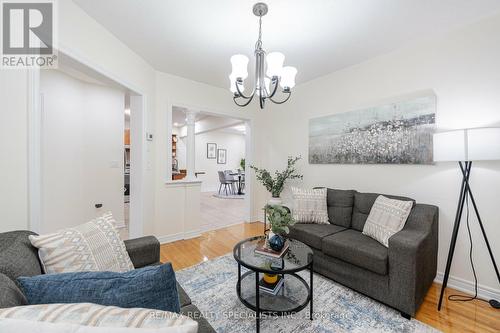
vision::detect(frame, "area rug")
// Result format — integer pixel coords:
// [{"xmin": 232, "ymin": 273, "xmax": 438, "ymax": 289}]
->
[
  {"xmin": 176, "ymin": 254, "xmax": 440, "ymax": 333},
  {"xmin": 212, "ymin": 193, "xmax": 245, "ymax": 200}
]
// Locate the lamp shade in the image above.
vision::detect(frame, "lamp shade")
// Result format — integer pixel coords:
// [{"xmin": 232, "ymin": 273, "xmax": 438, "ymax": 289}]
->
[
  {"xmin": 230, "ymin": 54, "xmax": 249, "ymax": 80},
  {"xmin": 433, "ymin": 127, "xmax": 500, "ymax": 162},
  {"xmin": 266, "ymin": 52, "xmax": 285, "ymax": 77},
  {"xmin": 280, "ymin": 66, "xmax": 297, "ymax": 89},
  {"xmin": 467, "ymin": 127, "xmax": 500, "ymax": 161},
  {"xmin": 433, "ymin": 130, "xmax": 467, "ymax": 162}
]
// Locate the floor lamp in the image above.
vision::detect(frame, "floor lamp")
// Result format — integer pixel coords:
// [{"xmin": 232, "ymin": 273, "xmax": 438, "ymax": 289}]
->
[{"xmin": 433, "ymin": 127, "xmax": 500, "ymax": 310}]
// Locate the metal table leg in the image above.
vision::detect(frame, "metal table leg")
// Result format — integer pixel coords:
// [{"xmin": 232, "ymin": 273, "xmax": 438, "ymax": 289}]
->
[
  {"xmin": 310, "ymin": 263, "xmax": 314, "ymax": 320},
  {"xmin": 255, "ymin": 272, "xmax": 260, "ymax": 332}
]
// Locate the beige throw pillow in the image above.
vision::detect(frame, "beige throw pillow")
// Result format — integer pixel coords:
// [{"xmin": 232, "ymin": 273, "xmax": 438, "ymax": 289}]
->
[
  {"xmin": 0, "ymin": 303, "xmax": 198, "ymax": 333},
  {"xmin": 291, "ymin": 187, "xmax": 329, "ymax": 224},
  {"xmin": 362, "ymin": 195, "xmax": 413, "ymax": 247},
  {"xmin": 29, "ymin": 213, "xmax": 134, "ymax": 274}
]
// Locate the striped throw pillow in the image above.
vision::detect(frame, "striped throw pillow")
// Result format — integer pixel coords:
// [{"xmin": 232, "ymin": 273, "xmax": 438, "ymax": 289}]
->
[
  {"xmin": 291, "ymin": 187, "xmax": 329, "ymax": 224},
  {"xmin": 0, "ymin": 303, "xmax": 198, "ymax": 332},
  {"xmin": 29, "ymin": 213, "xmax": 134, "ymax": 274},
  {"xmin": 362, "ymin": 195, "xmax": 413, "ymax": 247}
]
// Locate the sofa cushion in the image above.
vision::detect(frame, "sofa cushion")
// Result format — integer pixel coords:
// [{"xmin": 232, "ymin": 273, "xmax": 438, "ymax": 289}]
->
[
  {"xmin": 0, "ymin": 273, "xmax": 27, "ymax": 308},
  {"xmin": 327, "ymin": 189, "xmax": 356, "ymax": 227},
  {"xmin": 29, "ymin": 212, "xmax": 135, "ymax": 274},
  {"xmin": 291, "ymin": 187, "xmax": 329, "ymax": 224},
  {"xmin": 322, "ymin": 229, "xmax": 388, "ymax": 275},
  {"xmin": 0, "ymin": 303, "xmax": 198, "ymax": 333},
  {"xmin": 0, "ymin": 231, "xmax": 42, "ymax": 280},
  {"xmin": 352, "ymin": 192, "xmax": 415, "ymax": 231},
  {"xmin": 288, "ymin": 223, "xmax": 346, "ymax": 250},
  {"xmin": 362, "ymin": 195, "xmax": 413, "ymax": 247},
  {"xmin": 17, "ymin": 263, "xmax": 181, "ymax": 313}
]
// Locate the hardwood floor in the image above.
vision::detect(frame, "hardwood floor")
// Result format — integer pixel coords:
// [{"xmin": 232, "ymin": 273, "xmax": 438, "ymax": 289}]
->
[
  {"xmin": 160, "ymin": 222, "xmax": 499, "ymax": 332},
  {"xmin": 160, "ymin": 221, "xmax": 264, "ymax": 270},
  {"xmin": 200, "ymin": 191, "xmax": 246, "ymax": 231}
]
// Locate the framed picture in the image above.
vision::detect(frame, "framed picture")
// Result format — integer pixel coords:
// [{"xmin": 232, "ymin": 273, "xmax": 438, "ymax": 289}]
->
[
  {"xmin": 207, "ymin": 143, "xmax": 217, "ymax": 159},
  {"xmin": 217, "ymin": 149, "xmax": 227, "ymax": 164},
  {"xmin": 309, "ymin": 94, "xmax": 436, "ymax": 164}
]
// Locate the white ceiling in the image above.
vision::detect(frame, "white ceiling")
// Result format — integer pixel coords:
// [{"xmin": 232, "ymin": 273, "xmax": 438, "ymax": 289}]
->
[{"xmin": 74, "ymin": 0, "xmax": 500, "ymax": 89}]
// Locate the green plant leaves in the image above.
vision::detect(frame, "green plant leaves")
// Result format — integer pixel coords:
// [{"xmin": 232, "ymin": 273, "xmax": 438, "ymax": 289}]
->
[{"xmin": 250, "ymin": 156, "xmax": 303, "ymax": 198}]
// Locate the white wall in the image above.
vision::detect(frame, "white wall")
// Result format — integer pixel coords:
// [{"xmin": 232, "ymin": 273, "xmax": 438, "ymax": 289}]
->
[
  {"xmin": 194, "ymin": 131, "xmax": 245, "ymax": 192},
  {"xmin": 257, "ymin": 13, "xmax": 500, "ymax": 298},
  {"xmin": 40, "ymin": 70, "xmax": 125, "ymax": 232},
  {"xmin": 0, "ymin": 70, "xmax": 29, "ymax": 231}
]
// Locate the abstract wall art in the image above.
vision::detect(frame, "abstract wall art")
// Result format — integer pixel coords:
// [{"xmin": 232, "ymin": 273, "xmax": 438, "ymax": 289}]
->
[{"xmin": 309, "ymin": 94, "xmax": 436, "ymax": 164}]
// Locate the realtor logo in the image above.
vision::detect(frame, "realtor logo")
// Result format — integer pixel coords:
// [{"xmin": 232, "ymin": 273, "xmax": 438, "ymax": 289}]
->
[{"xmin": 1, "ymin": 0, "xmax": 57, "ymax": 68}]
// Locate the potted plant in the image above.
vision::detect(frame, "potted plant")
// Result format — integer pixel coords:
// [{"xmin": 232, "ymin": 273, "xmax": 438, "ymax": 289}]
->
[
  {"xmin": 239, "ymin": 158, "xmax": 245, "ymax": 171},
  {"xmin": 250, "ymin": 156, "xmax": 303, "ymax": 205},
  {"xmin": 265, "ymin": 204, "xmax": 295, "ymax": 252}
]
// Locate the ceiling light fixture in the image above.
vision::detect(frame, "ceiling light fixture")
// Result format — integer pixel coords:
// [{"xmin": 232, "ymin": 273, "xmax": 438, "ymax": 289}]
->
[{"xmin": 229, "ymin": 2, "xmax": 297, "ymax": 109}]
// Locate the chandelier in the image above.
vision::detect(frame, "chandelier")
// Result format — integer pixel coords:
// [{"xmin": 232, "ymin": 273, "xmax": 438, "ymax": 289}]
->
[{"xmin": 229, "ymin": 2, "xmax": 297, "ymax": 109}]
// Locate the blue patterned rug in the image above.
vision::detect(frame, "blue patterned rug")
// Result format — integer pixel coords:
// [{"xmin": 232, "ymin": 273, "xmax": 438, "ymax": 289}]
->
[{"xmin": 176, "ymin": 255, "xmax": 440, "ymax": 333}]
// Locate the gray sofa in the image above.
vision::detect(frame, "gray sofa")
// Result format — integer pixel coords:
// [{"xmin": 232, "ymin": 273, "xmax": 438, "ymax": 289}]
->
[
  {"xmin": 287, "ymin": 188, "xmax": 439, "ymax": 318},
  {"xmin": 0, "ymin": 230, "xmax": 215, "ymax": 333}
]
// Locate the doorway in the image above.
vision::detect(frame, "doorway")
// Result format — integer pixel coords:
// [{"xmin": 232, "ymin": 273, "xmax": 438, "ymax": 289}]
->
[
  {"xmin": 29, "ymin": 51, "xmax": 146, "ymax": 239},
  {"xmin": 169, "ymin": 105, "xmax": 253, "ymax": 231}
]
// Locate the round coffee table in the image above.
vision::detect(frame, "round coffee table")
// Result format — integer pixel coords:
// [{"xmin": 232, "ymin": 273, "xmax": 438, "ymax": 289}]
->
[{"xmin": 233, "ymin": 236, "xmax": 314, "ymax": 332}]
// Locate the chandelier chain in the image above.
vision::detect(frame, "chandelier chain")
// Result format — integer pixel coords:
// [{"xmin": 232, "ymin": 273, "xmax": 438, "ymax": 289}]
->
[{"xmin": 255, "ymin": 15, "xmax": 263, "ymax": 50}]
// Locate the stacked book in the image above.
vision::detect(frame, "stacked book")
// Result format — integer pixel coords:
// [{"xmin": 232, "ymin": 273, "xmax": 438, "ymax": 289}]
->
[
  {"xmin": 254, "ymin": 240, "xmax": 289, "ymax": 258},
  {"xmin": 259, "ymin": 275, "xmax": 284, "ymax": 295}
]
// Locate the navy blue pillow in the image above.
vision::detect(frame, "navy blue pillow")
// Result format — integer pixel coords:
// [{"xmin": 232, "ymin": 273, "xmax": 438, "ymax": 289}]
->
[{"xmin": 17, "ymin": 263, "xmax": 180, "ymax": 313}]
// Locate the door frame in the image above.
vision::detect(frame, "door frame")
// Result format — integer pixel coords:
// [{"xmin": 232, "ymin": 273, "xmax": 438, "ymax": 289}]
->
[{"xmin": 28, "ymin": 48, "xmax": 147, "ymax": 238}]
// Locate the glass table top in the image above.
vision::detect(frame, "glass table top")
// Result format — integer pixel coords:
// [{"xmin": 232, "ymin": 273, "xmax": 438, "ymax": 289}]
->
[{"xmin": 233, "ymin": 236, "xmax": 313, "ymax": 274}]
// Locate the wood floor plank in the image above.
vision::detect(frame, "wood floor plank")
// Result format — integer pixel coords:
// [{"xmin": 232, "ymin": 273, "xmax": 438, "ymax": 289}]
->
[{"xmin": 160, "ymin": 222, "xmax": 499, "ymax": 332}]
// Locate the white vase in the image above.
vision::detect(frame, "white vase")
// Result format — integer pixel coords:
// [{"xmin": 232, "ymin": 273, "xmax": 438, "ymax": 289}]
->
[{"xmin": 268, "ymin": 197, "xmax": 282, "ymax": 205}]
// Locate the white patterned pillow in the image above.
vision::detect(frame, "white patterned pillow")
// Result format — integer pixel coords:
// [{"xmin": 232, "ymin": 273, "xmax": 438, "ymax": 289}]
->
[
  {"xmin": 291, "ymin": 187, "xmax": 329, "ymax": 224},
  {"xmin": 362, "ymin": 195, "xmax": 413, "ymax": 247},
  {"xmin": 0, "ymin": 303, "xmax": 198, "ymax": 333},
  {"xmin": 29, "ymin": 213, "xmax": 134, "ymax": 274}
]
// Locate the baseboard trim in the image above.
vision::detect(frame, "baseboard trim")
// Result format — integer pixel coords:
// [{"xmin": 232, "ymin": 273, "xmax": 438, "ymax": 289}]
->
[
  {"xmin": 434, "ymin": 271, "xmax": 500, "ymax": 301},
  {"xmin": 184, "ymin": 230, "xmax": 202, "ymax": 239},
  {"xmin": 157, "ymin": 230, "xmax": 202, "ymax": 244},
  {"xmin": 157, "ymin": 233, "xmax": 184, "ymax": 244},
  {"xmin": 200, "ymin": 220, "xmax": 251, "ymax": 233}
]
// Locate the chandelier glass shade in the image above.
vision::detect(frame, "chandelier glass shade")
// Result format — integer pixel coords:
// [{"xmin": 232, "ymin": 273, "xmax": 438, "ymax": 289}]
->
[{"xmin": 229, "ymin": 3, "xmax": 297, "ymax": 109}]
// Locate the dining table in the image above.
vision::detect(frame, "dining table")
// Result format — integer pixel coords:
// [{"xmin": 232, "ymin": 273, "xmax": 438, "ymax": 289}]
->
[{"xmin": 230, "ymin": 172, "xmax": 245, "ymax": 195}]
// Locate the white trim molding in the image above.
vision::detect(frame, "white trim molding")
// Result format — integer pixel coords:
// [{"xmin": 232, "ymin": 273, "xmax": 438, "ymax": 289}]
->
[
  {"xmin": 156, "ymin": 230, "xmax": 201, "ymax": 245},
  {"xmin": 184, "ymin": 229, "xmax": 202, "ymax": 240},
  {"xmin": 435, "ymin": 271, "xmax": 500, "ymax": 301},
  {"xmin": 28, "ymin": 69, "xmax": 41, "ymax": 233}
]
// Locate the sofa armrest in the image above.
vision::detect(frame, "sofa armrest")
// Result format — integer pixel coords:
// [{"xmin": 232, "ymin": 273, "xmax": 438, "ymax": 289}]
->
[
  {"xmin": 124, "ymin": 236, "xmax": 160, "ymax": 269},
  {"xmin": 388, "ymin": 204, "xmax": 439, "ymax": 315}
]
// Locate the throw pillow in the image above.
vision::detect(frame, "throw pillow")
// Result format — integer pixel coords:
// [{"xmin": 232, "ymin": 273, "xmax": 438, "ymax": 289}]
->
[
  {"xmin": 362, "ymin": 195, "xmax": 413, "ymax": 247},
  {"xmin": 291, "ymin": 187, "xmax": 329, "ymax": 224},
  {"xmin": 29, "ymin": 212, "xmax": 134, "ymax": 274},
  {"xmin": 17, "ymin": 263, "xmax": 181, "ymax": 313},
  {"xmin": 0, "ymin": 303, "xmax": 197, "ymax": 333}
]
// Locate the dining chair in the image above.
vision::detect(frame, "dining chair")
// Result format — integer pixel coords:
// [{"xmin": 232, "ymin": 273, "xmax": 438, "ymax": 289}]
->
[{"xmin": 218, "ymin": 171, "xmax": 234, "ymax": 196}]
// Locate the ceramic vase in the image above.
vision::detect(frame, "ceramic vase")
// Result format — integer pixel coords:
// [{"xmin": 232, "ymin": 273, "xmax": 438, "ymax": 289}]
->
[
  {"xmin": 268, "ymin": 234, "xmax": 285, "ymax": 252},
  {"xmin": 268, "ymin": 197, "xmax": 282, "ymax": 205}
]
